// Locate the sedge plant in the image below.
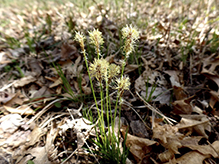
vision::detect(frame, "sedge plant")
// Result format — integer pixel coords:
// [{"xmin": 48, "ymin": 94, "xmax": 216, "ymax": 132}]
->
[{"xmin": 74, "ymin": 25, "xmax": 139, "ymax": 163}]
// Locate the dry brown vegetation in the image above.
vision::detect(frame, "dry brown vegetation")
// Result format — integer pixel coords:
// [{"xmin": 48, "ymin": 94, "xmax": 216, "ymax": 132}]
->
[{"xmin": 0, "ymin": 0, "xmax": 219, "ymax": 163}]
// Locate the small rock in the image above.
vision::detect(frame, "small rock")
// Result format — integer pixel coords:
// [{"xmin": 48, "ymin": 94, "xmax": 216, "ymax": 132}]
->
[{"xmin": 130, "ymin": 120, "xmax": 149, "ymax": 138}]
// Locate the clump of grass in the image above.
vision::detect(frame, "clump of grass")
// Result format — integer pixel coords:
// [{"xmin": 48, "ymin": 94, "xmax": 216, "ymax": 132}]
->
[
  {"xmin": 4, "ymin": 36, "xmax": 21, "ymax": 49},
  {"xmin": 144, "ymin": 77, "xmax": 158, "ymax": 103},
  {"xmin": 75, "ymin": 25, "xmax": 139, "ymax": 163}
]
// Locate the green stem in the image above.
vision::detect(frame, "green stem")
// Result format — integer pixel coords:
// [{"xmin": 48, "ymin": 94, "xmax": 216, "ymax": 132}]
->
[
  {"xmin": 100, "ymin": 82, "xmax": 107, "ymax": 147},
  {"xmin": 117, "ymin": 97, "xmax": 122, "ymax": 144},
  {"xmin": 100, "ymin": 83, "xmax": 105, "ymax": 133},
  {"xmin": 105, "ymin": 79, "xmax": 110, "ymax": 137},
  {"xmin": 82, "ymin": 51, "xmax": 101, "ymax": 121},
  {"xmin": 120, "ymin": 56, "xmax": 127, "ymax": 77},
  {"xmin": 97, "ymin": 48, "xmax": 100, "ymax": 59},
  {"xmin": 112, "ymin": 55, "xmax": 128, "ymax": 131}
]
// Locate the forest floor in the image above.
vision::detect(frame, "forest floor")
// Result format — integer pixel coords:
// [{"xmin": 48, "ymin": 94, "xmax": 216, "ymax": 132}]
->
[{"xmin": 0, "ymin": 0, "xmax": 219, "ymax": 164}]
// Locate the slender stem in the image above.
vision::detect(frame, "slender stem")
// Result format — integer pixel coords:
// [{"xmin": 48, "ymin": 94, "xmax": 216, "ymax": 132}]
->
[
  {"xmin": 105, "ymin": 79, "xmax": 110, "ymax": 138},
  {"xmin": 97, "ymin": 48, "xmax": 100, "ymax": 59},
  {"xmin": 112, "ymin": 55, "xmax": 128, "ymax": 131},
  {"xmin": 100, "ymin": 82, "xmax": 105, "ymax": 134},
  {"xmin": 120, "ymin": 56, "xmax": 127, "ymax": 77},
  {"xmin": 117, "ymin": 97, "xmax": 122, "ymax": 144},
  {"xmin": 82, "ymin": 51, "xmax": 101, "ymax": 121}
]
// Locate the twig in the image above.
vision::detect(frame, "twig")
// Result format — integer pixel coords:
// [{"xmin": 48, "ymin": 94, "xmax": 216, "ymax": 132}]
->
[
  {"xmin": 122, "ymin": 99, "xmax": 150, "ymax": 130},
  {"xmin": 0, "ymin": 82, "xmax": 15, "ymax": 92},
  {"xmin": 60, "ymin": 148, "xmax": 78, "ymax": 164},
  {"xmin": 40, "ymin": 113, "xmax": 66, "ymax": 128},
  {"xmin": 27, "ymin": 97, "xmax": 68, "ymax": 125},
  {"xmin": 207, "ymin": 140, "xmax": 219, "ymax": 158},
  {"xmin": 136, "ymin": 91, "xmax": 176, "ymax": 125},
  {"xmin": 84, "ymin": 140, "xmax": 100, "ymax": 164}
]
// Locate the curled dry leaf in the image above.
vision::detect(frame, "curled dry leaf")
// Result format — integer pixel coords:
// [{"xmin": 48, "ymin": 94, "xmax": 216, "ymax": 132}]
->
[
  {"xmin": 4, "ymin": 91, "xmax": 24, "ymax": 106},
  {"xmin": 30, "ymin": 86, "xmax": 52, "ymax": 99},
  {"xmin": 164, "ymin": 70, "xmax": 180, "ymax": 86},
  {"xmin": 45, "ymin": 122, "xmax": 59, "ymax": 161},
  {"xmin": 73, "ymin": 79, "xmax": 80, "ymax": 93},
  {"xmin": 202, "ymin": 54, "xmax": 219, "ymax": 75},
  {"xmin": 121, "ymin": 126, "xmax": 158, "ymax": 162},
  {"xmin": 13, "ymin": 75, "xmax": 36, "ymax": 87},
  {"xmin": 3, "ymin": 105, "xmax": 35, "ymax": 115},
  {"xmin": 27, "ymin": 126, "xmax": 46, "ymax": 146},
  {"xmin": 112, "ymin": 117, "xmax": 127, "ymax": 138},
  {"xmin": 172, "ymin": 97, "xmax": 194, "ymax": 114},
  {"xmin": 165, "ymin": 151, "xmax": 206, "ymax": 164},
  {"xmin": 153, "ymin": 123, "xmax": 183, "ymax": 162},
  {"xmin": 201, "ymin": 54, "xmax": 219, "ymax": 88},
  {"xmin": 135, "ymin": 69, "xmax": 168, "ymax": 101},
  {"xmin": 0, "ymin": 91, "xmax": 14, "ymax": 104},
  {"xmin": 159, "ymin": 150, "xmax": 177, "ymax": 163},
  {"xmin": 74, "ymin": 75, "xmax": 91, "ymax": 95},
  {"xmin": 179, "ymin": 136, "xmax": 202, "ymax": 146},
  {"xmin": 61, "ymin": 41, "xmax": 78, "ymax": 60},
  {"xmin": 185, "ymin": 140, "xmax": 219, "ymax": 158},
  {"xmin": 21, "ymin": 120, "xmax": 63, "ymax": 163},
  {"xmin": 0, "ymin": 114, "xmax": 25, "ymax": 133},
  {"xmin": 202, "ymin": 72, "xmax": 219, "ymax": 89},
  {"xmin": 209, "ymin": 91, "xmax": 219, "ymax": 115},
  {"xmin": 49, "ymin": 77, "xmax": 63, "ymax": 88},
  {"xmin": 176, "ymin": 115, "xmax": 211, "ymax": 138},
  {"xmin": 82, "ymin": 85, "xmax": 91, "ymax": 95},
  {"xmin": 173, "ymin": 86, "xmax": 188, "ymax": 100},
  {"xmin": 0, "ymin": 51, "xmax": 12, "ymax": 65},
  {"xmin": 165, "ymin": 141, "xmax": 219, "ymax": 164}
]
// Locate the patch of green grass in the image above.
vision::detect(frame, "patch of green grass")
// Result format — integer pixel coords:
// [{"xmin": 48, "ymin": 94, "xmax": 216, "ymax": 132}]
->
[
  {"xmin": 144, "ymin": 78, "xmax": 158, "ymax": 103},
  {"xmin": 15, "ymin": 66, "xmax": 24, "ymax": 77},
  {"xmin": 27, "ymin": 160, "xmax": 35, "ymax": 164},
  {"xmin": 53, "ymin": 64, "xmax": 77, "ymax": 101},
  {"xmin": 82, "ymin": 107, "xmax": 95, "ymax": 122},
  {"xmin": 92, "ymin": 131, "xmax": 129, "ymax": 164},
  {"xmin": 3, "ymin": 59, "xmax": 24, "ymax": 78},
  {"xmin": 65, "ymin": 15, "xmax": 76, "ymax": 33},
  {"xmin": 4, "ymin": 36, "xmax": 21, "ymax": 49},
  {"xmin": 0, "ymin": 19, "xmax": 10, "ymax": 28},
  {"xmin": 208, "ymin": 32, "xmax": 219, "ymax": 53}
]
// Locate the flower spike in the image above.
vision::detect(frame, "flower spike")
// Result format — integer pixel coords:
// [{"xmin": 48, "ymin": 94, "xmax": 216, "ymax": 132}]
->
[
  {"xmin": 121, "ymin": 25, "xmax": 140, "ymax": 58},
  {"xmin": 88, "ymin": 29, "xmax": 104, "ymax": 58},
  {"xmin": 74, "ymin": 31, "xmax": 86, "ymax": 53}
]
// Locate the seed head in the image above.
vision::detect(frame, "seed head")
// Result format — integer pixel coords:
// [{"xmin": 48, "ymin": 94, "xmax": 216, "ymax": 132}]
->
[
  {"xmin": 89, "ymin": 58, "xmax": 109, "ymax": 82},
  {"xmin": 115, "ymin": 75, "xmax": 131, "ymax": 97},
  {"xmin": 88, "ymin": 29, "xmax": 104, "ymax": 57},
  {"xmin": 108, "ymin": 64, "xmax": 120, "ymax": 81},
  {"xmin": 121, "ymin": 25, "xmax": 140, "ymax": 57},
  {"xmin": 74, "ymin": 31, "xmax": 85, "ymax": 52},
  {"xmin": 122, "ymin": 24, "xmax": 139, "ymax": 41}
]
